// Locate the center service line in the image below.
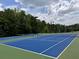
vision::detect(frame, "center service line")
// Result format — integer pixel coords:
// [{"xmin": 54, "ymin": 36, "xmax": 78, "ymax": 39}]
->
[{"xmin": 40, "ymin": 36, "xmax": 73, "ymax": 54}]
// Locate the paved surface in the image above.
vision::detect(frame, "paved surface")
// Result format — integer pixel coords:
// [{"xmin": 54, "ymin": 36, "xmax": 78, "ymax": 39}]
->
[{"xmin": 0, "ymin": 34, "xmax": 78, "ymax": 59}]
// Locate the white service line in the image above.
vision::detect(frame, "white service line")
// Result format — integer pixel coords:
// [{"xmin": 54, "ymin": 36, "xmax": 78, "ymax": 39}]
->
[
  {"xmin": 40, "ymin": 36, "xmax": 73, "ymax": 54},
  {"xmin": 0, "ymin": 44, "xmax": 55, "ymax": 59},
  {"xmin": 55, "ymin": 35, "xmax": 77, "ymax": 59}
]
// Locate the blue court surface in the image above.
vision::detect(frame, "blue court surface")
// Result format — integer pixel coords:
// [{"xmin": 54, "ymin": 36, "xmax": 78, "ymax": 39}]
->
[{"xmin": 3, "ymin": 34, "xmax": 76, "ymax": 58}]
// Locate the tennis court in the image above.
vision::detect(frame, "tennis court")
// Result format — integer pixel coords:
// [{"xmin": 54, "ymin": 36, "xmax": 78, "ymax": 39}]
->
[{"xmin": 0, "ymin": 34, "xmax": 76, "ymax": 59}]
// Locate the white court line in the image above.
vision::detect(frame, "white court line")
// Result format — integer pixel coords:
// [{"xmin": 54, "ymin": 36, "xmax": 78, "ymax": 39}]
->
[
  {"xmin": 0, "ymin": 44, "xmax": 56, "ymax": 59},
  {"xmin": 40, "ymin": 35, "xmax": 73, "ymax": 54},
  {"xmin": 56, "ymin": 35, "xmax": 77, "ymax": 59},
  {"xmin": 0, "ymin": 35, "xmax": 75, "ymax": 59}
]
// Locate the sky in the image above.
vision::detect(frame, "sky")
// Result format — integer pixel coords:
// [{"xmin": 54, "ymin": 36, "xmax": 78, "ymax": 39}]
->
[{"xmin": 0, "ymin": 0, "xmax": 79, "ymax": 25}]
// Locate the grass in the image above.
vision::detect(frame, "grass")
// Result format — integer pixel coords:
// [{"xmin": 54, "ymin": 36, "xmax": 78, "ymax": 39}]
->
[
  {"xmin": 0, "ymin": 44, "xmax": 52, "ymax": 59},
  {"xmin": 59, "ymin": 37, "xmax": 79, "ymax": 59}
]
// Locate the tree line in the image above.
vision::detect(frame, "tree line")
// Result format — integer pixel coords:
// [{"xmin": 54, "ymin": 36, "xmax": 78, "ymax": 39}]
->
[{"xmin": 0, "ymin": 8, "xmax": 79, "ymax": 36}]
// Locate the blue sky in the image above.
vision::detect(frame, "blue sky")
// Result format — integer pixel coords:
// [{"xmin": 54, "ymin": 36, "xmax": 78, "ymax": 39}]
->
[
  {"xmin": 0, "ymin": 0, "xmax": 17, "ymax": 6},
  {"xmin": 0, "ymin": 0, "xmax": 79, "ymax": 25}
]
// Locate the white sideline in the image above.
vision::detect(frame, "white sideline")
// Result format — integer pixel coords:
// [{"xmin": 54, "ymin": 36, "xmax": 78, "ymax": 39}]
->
[
  {"xmin": 0, "ymin": 35, "xmax": 76, "ymax": 59},
  {"xmin": 0, "ymin": 44, "xmax": 56, "ymax": 59},
  {"xmin": 41, "ymin": 36, "xmax": 73, "ymax": 54},
  {"xmin": 56, "ymin": 35, "xmax": 77, "ymax": 59}
]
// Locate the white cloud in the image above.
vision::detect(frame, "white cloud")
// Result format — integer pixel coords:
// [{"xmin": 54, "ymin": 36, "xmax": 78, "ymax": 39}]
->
[
  {"xmin": 20, "ymin": 8, "xmax": 27, "ymax": 11},
  {"xmin": 5, "ymin": 5, "xmax": 19, "ymax": 9},
  {"xmin": 0, "ymin": 3, "xmax": 2, "ymax": 6},
  {"xmin": 15, "ymin": 0, "xmax": 19, "ymax": 2},
  {"xmin": 15, "ymin": 0, "xmax": 59, "ymax": 6},
  {"xmin": 15, "ymin": 0, "xmax": 79, "ymax": 25},
  {"xmin": 56, "ymin": 17, "xmax": 79, "ymax": 25},
  {"xmin": 56, "ymin": 10, "xmax": 79, "ymax": 25},
  {"xmin": 0, "ymin": 3, "xmax": 4, "ymax": 11}
]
